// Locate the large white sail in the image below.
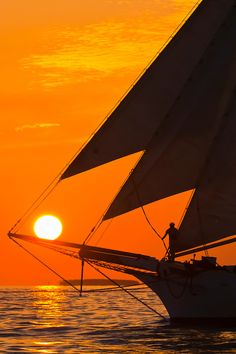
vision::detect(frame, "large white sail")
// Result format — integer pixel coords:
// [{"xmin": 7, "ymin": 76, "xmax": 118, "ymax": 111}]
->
[
  {"xmin": 61, "ymin": 0, "xmax": 232, "ymax": 179},
  {"xmin": 104, "ymin": 5, "xmax": 236, "ymax": 223}
]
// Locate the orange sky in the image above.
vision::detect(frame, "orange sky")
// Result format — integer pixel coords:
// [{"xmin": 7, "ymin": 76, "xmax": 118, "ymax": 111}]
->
[{"xmin": 1, "ymin": 0, "xmax": 234, "ymax": 285}]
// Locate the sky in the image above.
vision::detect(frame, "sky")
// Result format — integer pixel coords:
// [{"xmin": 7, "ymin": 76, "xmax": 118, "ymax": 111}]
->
[{"xmin": 1, "ymin": 0, "xmax": 234, "ymax": 285}]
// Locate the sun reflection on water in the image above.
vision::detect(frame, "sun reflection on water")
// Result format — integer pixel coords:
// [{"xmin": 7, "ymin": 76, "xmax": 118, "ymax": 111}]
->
[
  {"xmin": 33, "ymin": 340, "xmax": 61, "ymax": 354},
  {"xmin": 0, "ymin": 286, "xmax": 235, "ymax": 352},
  {"xmin": 32, "ymin": 286, "xmax": 67, "ymax": 328}
]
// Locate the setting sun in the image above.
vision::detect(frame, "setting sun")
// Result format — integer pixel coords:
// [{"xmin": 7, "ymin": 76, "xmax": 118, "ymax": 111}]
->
[{"xmin": 34, "ymin": 215, "xmax": 63, "ymax": 240}]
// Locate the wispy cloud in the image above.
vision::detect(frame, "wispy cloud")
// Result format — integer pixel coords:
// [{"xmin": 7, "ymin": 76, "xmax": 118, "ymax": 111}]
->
[
  {"xmin": 21, "ymin": 20, "xmax": 168, "ymax": 88},
  {"xmin": 15, "ymin": 123, "xmax": 61, "ymax": 132},
  {"xmin": 20, "ymin": 0, "xmax": 196, "ymax": 89}
]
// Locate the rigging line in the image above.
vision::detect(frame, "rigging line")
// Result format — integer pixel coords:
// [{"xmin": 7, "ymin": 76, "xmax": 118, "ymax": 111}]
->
[
  {"xmin": 9, "ymin": 174, "xmax": 62, "ymax": 234},
  {"xmin": 83, "ymin": 153, "xmax": 159, "ymax": 249},
  {"xmin": 76, "ymin": 281, "xmax": 159, "ymax": 293},
  {"xmin": 9, "ymin": 144, "xmax": 83, "ymax": 234},
  {"xmin": 10, "ymin": 126, "xmax": 90, "ymax": 233},
  {"xmin": 85, "ymin": 259, "xmax": 168, "ymax": 321},
  {"xmin": 9, "ymin": 236, "xmax": 82, "ymax": 294},
  {"xmin": 82, "ymin": 220, "xmax": 103, "ymax": 246},
  {"xmin": 140, "ymin": 205, "xmax": 168, "ymax": 253},
  {"xmin": 130, "ymin": 174, "xmax": 168, "ymax": 253},
  {"xmin": 82, "ymin": 153, "xmax": 145, "ymax": 246},
  {"xmin": 85, "ymin": 288, "xmax": 164, "ymax": 297},
  {"xmin": 83, "ymin": 285, "xmax": 150, "ymax": 293},
  {"xmin": 59, "ymin": 1, "xmax": 201, "ymax": 181},
  {"xmin": 81, "ymin": 163, "xmax": 145, "ymax": 246},
  {"xmin": 84, "ymin": 275, "xmax": 181, "ymax": 293},
  {"xmin": 94, "ymin": 218, "xmax": 114, "ymax": 246}
]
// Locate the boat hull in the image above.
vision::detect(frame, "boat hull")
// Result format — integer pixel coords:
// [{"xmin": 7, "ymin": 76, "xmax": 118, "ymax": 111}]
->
[{"xmin": 136, "ymin": 261, "xmax": 236, "ymax": 324}]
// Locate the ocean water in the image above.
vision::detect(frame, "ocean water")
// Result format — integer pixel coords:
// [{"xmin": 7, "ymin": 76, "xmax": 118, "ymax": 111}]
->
[{"xmin": 0, "ymin": 286, "xmax": 236, "ymax": 353}]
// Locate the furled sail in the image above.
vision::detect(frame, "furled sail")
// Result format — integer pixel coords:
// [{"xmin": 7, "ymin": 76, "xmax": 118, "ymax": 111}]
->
[
  {"xmin": 104, "ymin": 3, "xmax": 236, "ymax": 222},
  {"xmin": 61, "ymin": 0, "xmax": 232, "ymax": 179}
]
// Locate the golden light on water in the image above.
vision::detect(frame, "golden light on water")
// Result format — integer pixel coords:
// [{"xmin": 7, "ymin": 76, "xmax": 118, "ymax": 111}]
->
[{"xmin": 34, "ymin": 215, "xmax": 63, "ymax": 240}]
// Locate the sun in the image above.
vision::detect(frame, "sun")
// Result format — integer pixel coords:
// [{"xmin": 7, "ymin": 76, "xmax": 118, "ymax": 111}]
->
[{"xmin": 34, "ymin": 215, "xmax": 63, "ymax": 240}]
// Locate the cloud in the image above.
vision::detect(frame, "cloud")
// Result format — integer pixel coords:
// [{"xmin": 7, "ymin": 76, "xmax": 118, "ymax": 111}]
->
[
  {"xmin": 21, "ymin": 19, "xmax": 168, "ymax": 88},
  {"xmin": 15, "ymin": 123, "xmax": 61, "ymax": 132},
  {"xmin": 21, "ymin": 1, "xmax": 196, "ymax": 89}
]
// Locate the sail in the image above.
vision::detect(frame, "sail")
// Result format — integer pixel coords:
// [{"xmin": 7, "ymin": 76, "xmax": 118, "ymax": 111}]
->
[
  {"xmin": 61, "ymin": 0, "xmax": 233, "ymax": 179},
  {"xmin": 175, "ymin": 92, "xmax": 236, "ymax": 253},
  {"xmin": 104, "ymin": 4, "xmax": 236, "ymax": 221}
]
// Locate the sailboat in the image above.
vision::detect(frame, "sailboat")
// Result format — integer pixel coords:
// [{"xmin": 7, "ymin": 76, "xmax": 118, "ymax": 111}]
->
[{"xmin": 9, "ymin": 0, "xmax": 236, "ymax": 323}]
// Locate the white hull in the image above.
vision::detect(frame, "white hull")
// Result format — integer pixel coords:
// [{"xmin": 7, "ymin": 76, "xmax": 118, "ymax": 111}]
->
[{"xmin": 135, "ymin": 261, "xmax": 236, "ymax": 323}]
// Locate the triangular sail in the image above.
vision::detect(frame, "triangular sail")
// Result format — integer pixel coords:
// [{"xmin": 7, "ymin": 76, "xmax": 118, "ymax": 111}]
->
[
  {"xmin": 175, "ymin": 91, "xmax": 236, "ymax": 253},
  {"xmin": 104, "ymin": 5, "xmax": 236, "ymax": 221},
  {"xmin": 61, "ymin": 0, "xmax": 232, "ymax": 179}
]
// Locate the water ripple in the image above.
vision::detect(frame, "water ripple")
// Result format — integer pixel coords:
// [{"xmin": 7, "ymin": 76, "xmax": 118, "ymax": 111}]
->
[{"xmin": 0, "ymin": 286, "xmax": 235, "ymax": 353}]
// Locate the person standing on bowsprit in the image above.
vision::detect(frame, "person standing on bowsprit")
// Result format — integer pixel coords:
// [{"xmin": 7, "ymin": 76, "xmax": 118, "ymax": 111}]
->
[{"xmin": 162, "ymin": 222, "xmax": 178, "ymax": 261}]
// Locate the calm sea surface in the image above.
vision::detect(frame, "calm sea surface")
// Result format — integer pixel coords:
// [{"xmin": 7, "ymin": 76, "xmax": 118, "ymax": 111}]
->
[{"xmin": 0, "ymin": 286, "xmax": 236, "ymax": 353}]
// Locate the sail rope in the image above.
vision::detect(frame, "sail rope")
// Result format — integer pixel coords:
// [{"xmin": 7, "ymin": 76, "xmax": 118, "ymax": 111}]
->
[
  {"xmin": 82, "ymin": 284, "xmax": 158, "ymax": 293},
  {"xmin": 94, "ymin": 218, "xmax": 114, "ymax": 246},
  {"xmin": 9, "ymin": 179, "xmax": 61, "ymax": 235},
  {"xmin": 85, "ymin": 259, "xmax": 168, "ymax": 320},
  {"xmin": 130, "ymin": 174, "xmax": 168, "ymax": 253},
  {"xmin": 80, "ymin": 153, "xmax": 145, "ymax": 247},
  {"xmin": 86, "ymin": 163, "xmax": 168, "ymax": 253},
  {"xmin": 140, "ymin": 206, "xmax": 168, "ymax": 252},
  {"xmin": 82, "ymin": 220, "xmax": 103, "ymax": 245},
  {"xmin": 10, "ymin": 236, "xmax": 82, "ymax": 293},
  {"xmin": 81, "ymin": 160, "xmax": 167, "ymax": 253}
]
